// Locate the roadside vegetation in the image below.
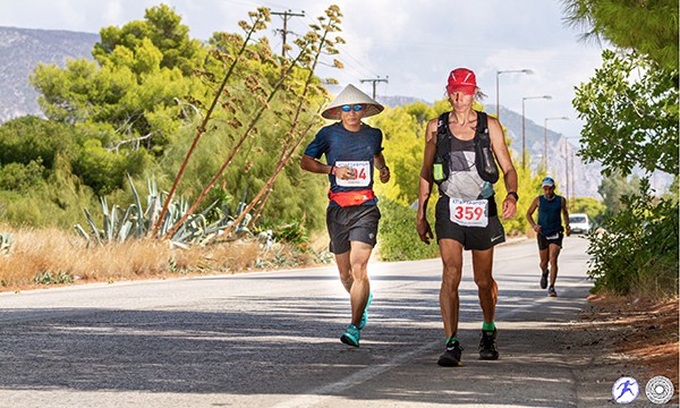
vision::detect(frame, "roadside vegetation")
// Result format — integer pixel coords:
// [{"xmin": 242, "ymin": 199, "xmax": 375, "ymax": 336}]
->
[
  {"xmin": 0, "ymin": 223, "xmax": 320, "ymax": 290},
  {"xmin": 564, "ymin": 0, "xmax": 679, "ymax": 299},
  {"xmin": 0, "ymin": 2, "xmax": 677, "ymax": 302}
]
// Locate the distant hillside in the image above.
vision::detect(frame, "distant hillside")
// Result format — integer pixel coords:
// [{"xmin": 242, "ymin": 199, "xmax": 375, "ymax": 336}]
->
[
  {"xmin": 488, "ymin": 105, "xmax": 603, "ymax": 198},
  {"xmin": 1, "ymin": 26, "xmax": 670, "ymax": 199},
  {"xmin": 377, "ymin": 95, "xmax": 430, "ymax": 107},
  {"xmin": 0, "ymin": 26, "xmax": 606, "ymax": 198},
  {"xmin": 0, "ymin": 26, "xmax": 99, "ymax": 123}
]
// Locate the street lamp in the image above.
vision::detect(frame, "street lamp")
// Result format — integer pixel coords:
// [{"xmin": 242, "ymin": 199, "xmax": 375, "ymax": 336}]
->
[
  {"xmin": 521, "ymin": 95, "xmax": 552, "ymax": 168},
  {"xmin": 564, "ymin": 142, "xmax": 569, "ymax": 200},
  {"xmin": 543, "ymin": 116, "xmax": 569, "ymax": 169},
  {"xmin": 495, "ymin": 69, "xmax": 533, "ymax": 119}
]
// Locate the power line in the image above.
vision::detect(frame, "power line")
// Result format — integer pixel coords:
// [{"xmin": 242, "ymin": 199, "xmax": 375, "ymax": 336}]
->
[
  {"xmin": 271, "ymin": 10, "xmax": 305, "ymax": 57},
  {"xmin": 360, "ymin": 77, "xmax": 389, "ymax": 99}
]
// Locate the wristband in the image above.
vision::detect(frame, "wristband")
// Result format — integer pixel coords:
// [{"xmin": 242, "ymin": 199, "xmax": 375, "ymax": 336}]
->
[
  {"xmin": 506, "ymin": 191, "xmax": 519, "ymax": 201},
  {"xmin": 329, "ymin": 166, "xmax": 336, "ymax": 176}
]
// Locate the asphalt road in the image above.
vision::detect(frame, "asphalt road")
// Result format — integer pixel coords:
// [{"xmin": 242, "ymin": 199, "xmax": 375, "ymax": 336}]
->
[{"xmin": 0, "ymin": 236, "xmax": 596, "ymax": 408}]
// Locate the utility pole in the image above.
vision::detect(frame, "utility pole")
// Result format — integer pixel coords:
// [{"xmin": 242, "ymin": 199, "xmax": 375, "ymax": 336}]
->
[
  {"xmin": 564, "ymin": 142, "xmax": 570, "ymax": 200},
  {"xmin": 271, "ymin": 10, "xmax": 305, "ymax": 57},
  {"xmin": 360, "ymin": 76, "xmax": 389, "ymax": 99}
]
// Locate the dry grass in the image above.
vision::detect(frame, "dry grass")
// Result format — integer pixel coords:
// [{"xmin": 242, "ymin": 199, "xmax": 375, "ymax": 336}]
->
[{"xmin": 0, "ymin": 226, "xmax": 319, "ymax": 291}]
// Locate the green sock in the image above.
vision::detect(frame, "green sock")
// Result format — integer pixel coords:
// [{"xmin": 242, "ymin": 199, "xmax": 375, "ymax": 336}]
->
[
  {"xmin": 482, "ymin": 321, "xmax": 496, "ymax": 332},
  {"xmin": 446, "ymin": 336, "xmax": 459, "ymax": 344}
]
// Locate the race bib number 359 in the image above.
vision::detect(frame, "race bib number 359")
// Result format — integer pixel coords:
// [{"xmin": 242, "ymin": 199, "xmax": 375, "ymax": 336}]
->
[{"xmin": 449, "ymin": 199, "xmax": 489, "ymax": 227}]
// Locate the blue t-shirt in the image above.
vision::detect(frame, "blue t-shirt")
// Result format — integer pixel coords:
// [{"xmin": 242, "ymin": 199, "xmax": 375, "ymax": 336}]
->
[
  {"xmin": 304, "ymin": 122, "xmax": 383, "ymax": 205},
  {"xmin": 538, "ymin": 195, "xmax": 564, "ymax": 236}
]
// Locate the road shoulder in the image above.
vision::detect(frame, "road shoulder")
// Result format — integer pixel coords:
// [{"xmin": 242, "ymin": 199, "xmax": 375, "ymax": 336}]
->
[{"xmin": 565, "ymin": 294, "xmax": 679, "ymax": 406}]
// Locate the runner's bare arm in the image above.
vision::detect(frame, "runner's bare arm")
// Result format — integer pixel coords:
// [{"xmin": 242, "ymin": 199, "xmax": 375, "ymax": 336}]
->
[
  {"xmin": 488, "ymin": 117, "xmax": 518, "ymax": 220},
  {"xmin": 526, "ymin": 196, "xmax": 540, "ymax": 233},
  {"xmin": 301, "ymin": 154, "xmax": 332, "ymax": 174},
  {"xmin": 561, "ymin": 196, "xmax": 571, "ymax": 235},
  {"xmin": 373, "ymin": 152, "xmax": 391, "ymax": 183},
  {"xmin": 417, "ymin": 119, "xmax": 438, "ymax": 244},
  {"xmin": 301, "ymin": 154, "xmax": 353, "ymax": 179}
]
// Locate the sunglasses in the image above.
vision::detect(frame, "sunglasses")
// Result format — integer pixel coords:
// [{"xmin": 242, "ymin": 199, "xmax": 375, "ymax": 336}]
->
[{"xmin": 340, "ymin": 104, "xmax": 365, "ymax": 112}]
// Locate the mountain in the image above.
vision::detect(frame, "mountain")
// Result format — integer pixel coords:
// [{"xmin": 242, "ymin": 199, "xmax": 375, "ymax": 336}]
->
[
  {"xmin": 0, "ymin": 26, "xmax": 603, "ymax": 198},
  {"xmin": 1, "ymin": 26, "xmax": 671, "ymax": 199},
  {"xmin": 0, "ymin": 26, "xmax": 99, "ymax": 123},
  {"xmin": 376, "ymin": 95, "xmax": 430, "ymax": 107},
  {"xmin": 489, "ymin": 105, "xmax": 602, "ymax": 198}
]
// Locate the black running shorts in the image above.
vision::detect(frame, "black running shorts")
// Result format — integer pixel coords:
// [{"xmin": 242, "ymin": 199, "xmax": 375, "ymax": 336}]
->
[
  {"xmin": 537, "ymin": 232, "xmax": 564, "ymax": 250},
  {"xmin": 326, "ymin": 205, "xmax": 381, "ymax": 254},
  {"xmin": 435, "ymin": 196, "xmax": 506, "ymax": 251}
]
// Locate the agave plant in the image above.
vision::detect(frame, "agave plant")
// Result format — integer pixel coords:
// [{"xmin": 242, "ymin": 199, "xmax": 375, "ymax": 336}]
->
[
  {"xmin": 75, "ymin": 175, "xmax": 254, "ymax": 247},
  {"xmin": 0, "ymin": 233, "xmax": 13, "ymax": 255}
]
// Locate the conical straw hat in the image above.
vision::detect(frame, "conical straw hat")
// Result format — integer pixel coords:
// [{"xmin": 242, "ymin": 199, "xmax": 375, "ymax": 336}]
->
[{"xmin": 321, "ymin": 84, "xmax": 384, "ymax": 120}]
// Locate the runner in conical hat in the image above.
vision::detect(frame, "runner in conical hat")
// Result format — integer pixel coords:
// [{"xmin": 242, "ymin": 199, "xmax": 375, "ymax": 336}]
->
[
  {"xmin": 301, "ymin": 82, "xmax": 390, "ymax": 349},
  {"xmin": 321, "ymin": 84, "xmax": 384, "ymax": 120}
]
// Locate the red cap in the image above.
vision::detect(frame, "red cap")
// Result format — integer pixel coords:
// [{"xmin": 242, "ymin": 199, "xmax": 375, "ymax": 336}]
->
[{"xmin": 446, "ymin": 68, "xmax": 477, "ymax": 95}]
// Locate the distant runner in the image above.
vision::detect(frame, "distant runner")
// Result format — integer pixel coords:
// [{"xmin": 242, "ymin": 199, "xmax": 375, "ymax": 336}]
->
[
  {"xmin": 526, "ymin": 176, "xmax": 570, "ymax": 297},
  {"xmin": 301, "ymin": 84, "xmax": 390, "ymax": 348}
]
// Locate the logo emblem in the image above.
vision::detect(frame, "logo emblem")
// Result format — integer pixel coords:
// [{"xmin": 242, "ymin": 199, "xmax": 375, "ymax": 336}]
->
[
  {"xmin": 612, "ymin": 376, "xmax": 639, "ymax": 404},
  {"xmin": 645, "ymin": 375, "xmax": 674, "ymax": 405}
]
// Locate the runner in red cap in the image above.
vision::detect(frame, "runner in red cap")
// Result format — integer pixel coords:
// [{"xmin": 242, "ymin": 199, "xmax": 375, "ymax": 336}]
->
[{"xmin": 417, "ymin": 67, "xmax": 519, "ymax": 366}]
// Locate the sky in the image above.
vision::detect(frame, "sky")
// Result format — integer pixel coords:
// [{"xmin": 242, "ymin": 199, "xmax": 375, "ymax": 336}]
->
[{"xmin": 0, "ymin": 0, "xmax": 610, "ymax": 140}]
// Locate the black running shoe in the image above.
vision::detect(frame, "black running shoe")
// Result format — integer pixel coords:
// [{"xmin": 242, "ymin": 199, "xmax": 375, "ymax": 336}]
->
[
  {"xmin": 540, "ymin": 268, "xmax": 549, "ymax": 289},
  {"xmin": 548, "ymin": 286, "xmax": 558, "ymax": 297},
  {"xmin": 478, "ymin": 329, "xmax": 499, "ymax": 360},
  {"xmin": 437, "ymin": 339, "xmax": 463, "ymax": 367}
]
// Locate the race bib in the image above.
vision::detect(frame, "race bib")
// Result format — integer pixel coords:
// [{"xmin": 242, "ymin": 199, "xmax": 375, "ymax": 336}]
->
[
  {"xmin": 449, "ymin": 199, "xmax": 489, "ymax": 227},
  {"xmin": 335, "ymin": 161, "xmax": 371, "ymax": 187}
]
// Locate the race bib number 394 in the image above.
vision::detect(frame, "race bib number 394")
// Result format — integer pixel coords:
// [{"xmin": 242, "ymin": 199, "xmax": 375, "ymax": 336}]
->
[
  {"xmin": 449, "ymin": 199, "xmax": 489, "ymax": 227},
  {"xmin": 335, "ymin": 161, "xmax": 371, "ymax": 187}
]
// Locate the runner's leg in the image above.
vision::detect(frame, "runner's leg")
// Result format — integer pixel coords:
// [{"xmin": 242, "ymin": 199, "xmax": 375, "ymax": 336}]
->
[
  {"xmin": 335, "ymin": 251, "xmax": 353, "ymax": 293},
  {"xmin": 348, "ymin": 241, "xmax": 372, "ymax": 327},
  {"xmin": 539, "ymin": 247, "xmax": 549, "ymax": 275},
  {"xmin": 439, "ymin": 239, "xmax": 464, "ymax": 339},
  {"xmin": 548, "ymin": 243, "xmax": 561, "ymax": 287},
  {"xmin": 472, "ymin": 247, "xmax": 497, "ymax": 325}
]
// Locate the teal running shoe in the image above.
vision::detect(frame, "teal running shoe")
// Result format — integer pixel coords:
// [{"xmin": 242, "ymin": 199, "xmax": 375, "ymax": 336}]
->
[
  {"xmin": 340, "ymin": 324, "xmax": 360, "ymax": 347},
  {"xmin": 358, "ymin": 292, "xmax": 373, "ymax": 330}
]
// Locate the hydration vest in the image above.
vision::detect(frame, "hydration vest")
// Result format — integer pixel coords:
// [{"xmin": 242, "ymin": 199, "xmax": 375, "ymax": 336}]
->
[{"xmin": 432, "ymin": 110, "xmax": 499, "ymax": 185}]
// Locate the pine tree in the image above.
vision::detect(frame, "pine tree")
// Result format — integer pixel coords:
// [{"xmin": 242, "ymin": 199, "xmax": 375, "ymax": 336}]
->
[{"xmin": 561, "ymin": 0, "xmax": 679, "ymax": 71}]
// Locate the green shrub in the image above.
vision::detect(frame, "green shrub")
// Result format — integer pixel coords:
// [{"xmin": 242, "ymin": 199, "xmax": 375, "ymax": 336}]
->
[
  {"xmin": 586, "ymin": 179, "xmax": 678, "ymax": 298},
  {"xmin": 378, "ymin": 198, "xmax": 439, "ymax": 262},
  {"xmin": 73, "ymin": 139, "xmax": 150, "ymax": 195},
  {"xmin": 34, "ymin": 271, "xmax": 74, "ymax": 285},
  {"xmin": 0, "ymin": 160, "xmax": 46, "ymax": 191},
  {"xmin": 272, "ymin": 220, "xmax": 309, "ymax": 246},
  {"xmin": 0, "ymin": 116, "xmax": 80, "ymax": 169}
]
